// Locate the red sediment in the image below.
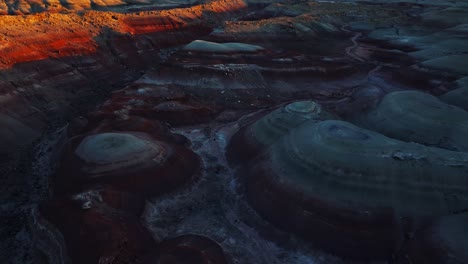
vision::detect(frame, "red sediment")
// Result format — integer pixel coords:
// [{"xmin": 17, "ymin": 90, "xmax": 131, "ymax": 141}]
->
[
  {"xmin": 243, "ymin": 159, "xmax": 402, "ymax": 260},
  {"xmin": 122, "ymin": 15, "xmax": 188, "ymax": 35},
  {"xmin": 158, "ymin": 235, "xmax": 228, "ymax": 264},
  {"xmin": 43, "ymin": 194, "xmax": 157, "ymax": 264},
  {"xmin": 0, "ymin": 31, "xmax": 97, "ymax": 69},
  {"xmin": 95, "ymin": 85, "xmax": 221, "ymax": 126},
  {"xmin": 42, "ymin": 116, "xmax": 202, "ymax": 264},
  {"xmin": 0, "ymin": 0, "xmax": 248, "ymax": 69}
]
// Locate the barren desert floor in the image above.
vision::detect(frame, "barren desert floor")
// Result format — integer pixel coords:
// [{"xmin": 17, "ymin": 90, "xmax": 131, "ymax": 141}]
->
[{"xmin": 1, "ymin": 1, "xmax": 468, "ymax": 264}]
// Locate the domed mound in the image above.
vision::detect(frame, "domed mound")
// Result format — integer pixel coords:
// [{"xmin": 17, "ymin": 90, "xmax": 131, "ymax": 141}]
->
[
  {"xmin": 399, "ymin": 213, "xmax": 468, "ymax": 264},
  {"xmin": 183, "ymin": 40, "xmax": 265, "ymax": 54},
  {"xmin": 439, "ymin": 78, "xmax": 468, "ymax": 111},
  {"xmin": 251, "ymin": 101, "xmax": 335, "ymax": 146},
  {"xmin": 57, "ymin": 131, "xmax": 200, "ymax": 195},
  {"xmin": 227, "ymin": 100, "xmax": 334, "ymax": 165},
  {"xmin": 75, "ymin": 133, "xmax": 167, "ymax": 175},
  {"xmin": 360, "ymin": 90, "xmax": 468, "ymax": 151},
  {"xmin": 44, "ymin": 116, "xmax": 200, "ymax": 264},
  {"xmin": 440, "ymin": 86, "xmax": 468, "ymax": 111},
  {"xmin": 420, "ymin": 54, "xmax": 468, "ymax": 76},
  {"xmin": 243, "ymin": 120, "xmax": 468, "ymax": 259}
]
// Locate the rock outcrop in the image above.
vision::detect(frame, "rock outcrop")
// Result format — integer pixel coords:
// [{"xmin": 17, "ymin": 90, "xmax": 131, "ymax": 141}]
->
[
  {"xmin": 2, "ymin": 1, "xmax": 468, "ymax": 263},
  {"xmin": 43, "ymin": 115, "xmax": 201, "ymax": 263},
  {"xmin": 230, "ymin": 117, "xmax": 468, "ymax": 259},
  {"xmin": 398, "ymin": 213, "xmax": 468, "ymax": 264},
  {"xmin": 359, "ymin": 90, "xmax": 468, "ymax": 151}
]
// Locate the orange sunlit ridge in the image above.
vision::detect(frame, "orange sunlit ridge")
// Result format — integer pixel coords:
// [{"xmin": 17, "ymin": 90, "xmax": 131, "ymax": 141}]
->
[{"xmin": 0, "ymin": 0, "xmax": 248, "ymax": 69}]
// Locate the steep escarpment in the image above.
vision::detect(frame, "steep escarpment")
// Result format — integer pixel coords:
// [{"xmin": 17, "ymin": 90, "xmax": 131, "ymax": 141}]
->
[
  {"xmin": 0, "ymin": 1, "xmax": 247, "ymax": 263},
  {"xmin": 0, "ymin": 0, "xmax": 249, "ymax": 167},
  {"xmin": 0, "ymin": 0, "xmax": 201, "ymax": 15}
]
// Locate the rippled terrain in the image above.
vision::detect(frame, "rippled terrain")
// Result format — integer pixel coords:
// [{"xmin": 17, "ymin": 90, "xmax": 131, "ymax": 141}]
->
[{"xmin": 1, "ymin": 0, "xmax": 468, "ymax": 263}]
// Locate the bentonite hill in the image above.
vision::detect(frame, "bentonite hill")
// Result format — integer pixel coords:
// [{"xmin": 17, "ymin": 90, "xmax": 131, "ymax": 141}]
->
[{"xmin": 1, "ymin": 0, "xmax": 467, "ymax": 264}]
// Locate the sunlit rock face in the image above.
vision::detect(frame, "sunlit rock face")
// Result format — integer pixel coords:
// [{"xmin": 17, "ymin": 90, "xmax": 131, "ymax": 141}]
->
[
  {"xmin": 219, "ymin": 13, "xmax": 339, "ymax": 39},
  {"xmin": 398, "ymin": 213, "xmax": 468, "ymax": 264},
  {"xmin": 359, "ymin": 90, "xmax": 468, "ymax": 151},
  {"xmin": 0, "ymin": 0, "xmax": 247, "ymax": 70},
  {"xmin": 158, "ymin": 235, "xmax": 227, "ymax": 264},
  {"xmin": 229, "ymin": 110, "xmax": 468, "ymax": 259},
  {"xmin": 0, "ymin": 0, "xmax": 198, "ymax": 14},
  {"xmin": 0, "ymin": 0, "xmax": 246, "ymax": 181}
]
